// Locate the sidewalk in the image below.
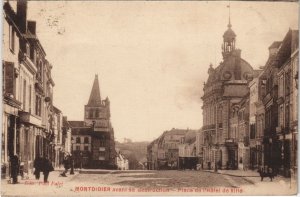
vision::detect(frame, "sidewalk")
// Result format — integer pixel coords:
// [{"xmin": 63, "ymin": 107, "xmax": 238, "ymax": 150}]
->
[
  {"xmin": 1, "ymin": 170, "xmax": 79, "ymax": 187},
  {"xmin": 1, "ymin": 170, "xmax": 80, "ymax": 197},
  {"xmin": 218, "ymin": 169, "xmax": 260, "ymax": 177}
]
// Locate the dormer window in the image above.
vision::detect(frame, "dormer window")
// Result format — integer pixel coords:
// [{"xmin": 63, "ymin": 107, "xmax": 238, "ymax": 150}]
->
[{"xmin": 26, "ymin": 43, "xmax": 30, "ymax": 56}]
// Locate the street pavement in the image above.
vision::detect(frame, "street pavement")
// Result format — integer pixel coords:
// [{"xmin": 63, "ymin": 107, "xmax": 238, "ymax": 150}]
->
[{"xmin": 1, "ymin": 169, "xmax": 297, "ymax": 196}]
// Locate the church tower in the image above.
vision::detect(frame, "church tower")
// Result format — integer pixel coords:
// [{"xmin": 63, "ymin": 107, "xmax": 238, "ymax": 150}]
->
[{"xmin": 84, "ymin": 74, "xmax": 111, "ymax": 132}]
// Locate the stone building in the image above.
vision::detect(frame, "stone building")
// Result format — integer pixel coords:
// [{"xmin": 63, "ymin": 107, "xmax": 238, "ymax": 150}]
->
[
  {"xmin": 2, "ymin": 0, "xmax": 58, "ymax": 178},
  {"xmin": 248, "ymin": 74, "xmax": 264, "ymax": 170},
  {"xmin": 147, "ymin": 128, "xmax": 194, "ymax": 170},
  {"xmin": 201, "ymin": 19, "xmax": 258, "ymax": 170},
  {"xmin": 178, "ymin": 130, "xmax": 197, "ymax": 170},
  {"xmin": 260, "ymin": 41, "xmax": 282, "ymax": 175},
  {"xmin": 68, "ymin": 75, "xmax": 116, "ymax": 169},
  {"xmin": 52, "ymin": 106, "xmax": 65, "ymax": 168},
  {"xmin": 276, "ymin": 29, "xmax": 298, "ymax": 177}
]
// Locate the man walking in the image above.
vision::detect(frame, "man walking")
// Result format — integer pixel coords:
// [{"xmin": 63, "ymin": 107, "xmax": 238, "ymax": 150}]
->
[
  {"xmin": 43, "ymin": 156, "xmax": 54, "ymax": 183},
  {"xmin": 10, "ymin": 155, "xmax": 20, "ymax": 184},
  {"xmin": 33, "ymin": 155, "xmax": 43, "ymax": 180}
]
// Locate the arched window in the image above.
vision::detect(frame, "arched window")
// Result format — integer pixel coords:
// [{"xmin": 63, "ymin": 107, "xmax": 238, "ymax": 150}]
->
[
  {"xmin": 84, "ymin": 137, "xmax": 89, "ymax": 143},
  {"xmin": 76, "ymin": 137, "xmax": 81, "ymax": 143}
]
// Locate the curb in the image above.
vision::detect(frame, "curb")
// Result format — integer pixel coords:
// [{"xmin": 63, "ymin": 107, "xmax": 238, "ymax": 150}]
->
[{"xmin": 203, "ymin": 170, "xmax": 260, "ymax": 178}]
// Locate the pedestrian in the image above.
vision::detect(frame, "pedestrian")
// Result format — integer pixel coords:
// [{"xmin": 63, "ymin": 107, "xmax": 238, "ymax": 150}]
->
[
  {"xmin": 42, "ymin": 157, "xmax": 54, "ymax": 183},
  {"xmin": 60, "ymin": 155, "xmax": 70, "ymax": 177},
  {"xmin": 10, "ymin": 155, "xmax": 20, "ymax": 184},
  {"xmin": 33, "ymin": 155, "xmax": 43, "ymax": 180}
]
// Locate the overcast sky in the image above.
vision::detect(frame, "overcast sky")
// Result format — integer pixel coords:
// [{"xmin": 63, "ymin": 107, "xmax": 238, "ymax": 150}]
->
[{"xmin": 26, "ymin": 1, "xmax": 298, "ymax": 142}]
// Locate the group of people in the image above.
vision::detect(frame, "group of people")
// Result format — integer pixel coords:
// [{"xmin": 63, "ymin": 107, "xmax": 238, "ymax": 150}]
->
[
  {"xmin": 9, "ymin": 154, "xmax": 73, "ymax": 184},
  {"xmin": 9, "ymin": 154, "xmax": 54, "ymax": 184},
  {"xmin": 33, "ymin": 155, "xmax": 54, "ymax": 183}
]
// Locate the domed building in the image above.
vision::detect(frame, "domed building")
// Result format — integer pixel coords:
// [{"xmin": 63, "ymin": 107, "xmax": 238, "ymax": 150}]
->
[{"xmin": 200, "ymin": 20, "xmax": 260, "ymax": 170}]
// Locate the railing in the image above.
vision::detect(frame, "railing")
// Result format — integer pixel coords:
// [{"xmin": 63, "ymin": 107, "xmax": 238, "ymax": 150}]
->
[{"xmin": 203, "ymin": 124, "xmax": 216, "ymax": 130}]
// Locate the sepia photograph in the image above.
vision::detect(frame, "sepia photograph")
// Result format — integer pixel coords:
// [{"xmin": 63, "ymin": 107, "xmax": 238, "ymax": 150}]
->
[{"xmin": 1, "ymin": 0, "xmax": 299, "ymax": 196}]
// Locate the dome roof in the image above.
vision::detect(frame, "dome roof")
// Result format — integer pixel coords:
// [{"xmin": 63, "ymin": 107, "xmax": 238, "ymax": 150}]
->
[{"xmin": 223, "ymin": 24, "xmax": 236, "ymax": 42}]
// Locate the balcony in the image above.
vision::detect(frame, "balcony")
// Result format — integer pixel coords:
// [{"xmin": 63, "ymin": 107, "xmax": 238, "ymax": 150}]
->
[
  {"xmin": 19, "ymin": 111, "xmax": 42, "ymax": 126},
  {"xmin": 203, "ymin": 124, "xmax": 216, "ymax": 130}
]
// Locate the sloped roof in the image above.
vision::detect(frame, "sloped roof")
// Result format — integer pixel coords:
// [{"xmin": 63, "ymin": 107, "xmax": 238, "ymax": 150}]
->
[
  {"xmin": 165, "ymin": 128, "xmax": 188, "ymax": 135},
  {"xmin": 184, "ymin": 130, "xmax": 197, "ymax": 144},
  {"xmin": 87, "ymin": 74, "xmax": 102, "ymax": 106},
  {"xmin": 268, "ymin": 41, "xmax": 282, "ymax": 49}
]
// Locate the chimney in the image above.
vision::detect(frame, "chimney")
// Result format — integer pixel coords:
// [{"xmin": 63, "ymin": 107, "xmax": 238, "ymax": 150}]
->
[
  {"xmin": 17, "ymin": 0, "xmax": 27, "ymax": 33},
  {"xmin": 27, "ymin": 21, "xmax": 36, "ymax": 35}
]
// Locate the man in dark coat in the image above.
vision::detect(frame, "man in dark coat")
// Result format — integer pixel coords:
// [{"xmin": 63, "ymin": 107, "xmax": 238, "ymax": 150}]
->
[
  {"xmin": 60, "ymin": 155, "xmax": 70, "ymax": 177},
  {"xmin": 42, "ymin": 157, "xmax": 54, "ymax": 183},
  {"xmin": 10, "ymin": 155, "xmax": 20, "ymax": 184},
  {"xmin": 33, "ymin": 155, "xmax": 43, "ymax": 180}
]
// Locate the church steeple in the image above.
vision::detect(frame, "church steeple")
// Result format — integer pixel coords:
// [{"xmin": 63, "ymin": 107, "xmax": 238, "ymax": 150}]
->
[
  {"xmin": 222, "ymin": 3, "xmax": 236, "ymax": 58},
  {"xmin": 87, "ymin": 74, "xmax": 101, "ymax": 106}
]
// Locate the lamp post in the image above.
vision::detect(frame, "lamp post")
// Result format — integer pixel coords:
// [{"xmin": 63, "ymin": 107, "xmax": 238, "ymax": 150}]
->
[
  {"xmin": 70, "ymin": 139, "xmax": 75, "ymax": 175},
  {"xmin": 80, "ymin": 152, "xmax": 83, "ymax": 169}
]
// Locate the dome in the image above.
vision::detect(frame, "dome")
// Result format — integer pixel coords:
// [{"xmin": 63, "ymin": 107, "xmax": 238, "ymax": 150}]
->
[{"xmin": 223, "ymin": 26, "xmax": 236, "ymax": 42}]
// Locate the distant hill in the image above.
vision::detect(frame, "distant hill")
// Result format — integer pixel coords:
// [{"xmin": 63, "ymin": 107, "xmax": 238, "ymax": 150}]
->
[{"xmin": 115, "ymin": 141, "xmax": 149, "ymax": 169}]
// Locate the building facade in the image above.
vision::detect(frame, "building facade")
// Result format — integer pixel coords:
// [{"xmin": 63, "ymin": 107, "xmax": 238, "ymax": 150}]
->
[
  {"xmin": 178, "ymin": 130, "xmax": 197, "ymax": 170},
  {"xmin": 201, "ymin": 20, "xmax": 257, "ymax": 170},
  {"xmin": 147, "ymin": 128, "xmax": 195, "ymax": 170},
  {"xmin": 276, "ymin": 29, "xmax": 298, "ymax": 177},
  {"xmin": 2, "ymin": 0, "xmax": 71, "ymax": 180},
  {"xmin": 2, "ymin": 0, "xmax": 60, "ymax": 179},
  {"xmin": 69, "ymin": 75, "xmax": 117, "ymax": 169}
]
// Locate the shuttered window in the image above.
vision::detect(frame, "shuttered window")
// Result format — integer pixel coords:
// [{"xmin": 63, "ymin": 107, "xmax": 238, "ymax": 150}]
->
[{"xmin": 3, "ymin": 62, "xmax": 15, "ymax": 97}]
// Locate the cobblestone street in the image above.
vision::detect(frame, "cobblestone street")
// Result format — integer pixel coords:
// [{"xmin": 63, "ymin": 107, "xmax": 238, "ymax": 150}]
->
[{"xmin": 2, "ymin": 170, "xmax": 296, "ymax": 196}]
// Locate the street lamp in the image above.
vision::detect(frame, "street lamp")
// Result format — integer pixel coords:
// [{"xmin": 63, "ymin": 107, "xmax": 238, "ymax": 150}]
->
[
  {"xmin": 80, "ymin": 152, "xmax": 83, "ymax": 169},
  {"xmin": 70, "ymin": 139, "xmax": 75, "ymax": 175}
]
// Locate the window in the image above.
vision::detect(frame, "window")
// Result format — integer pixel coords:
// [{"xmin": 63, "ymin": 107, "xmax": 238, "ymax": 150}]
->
[
  {"xmin": 37, "ymin": 62, "xmax": 42, "ymax": 82},
  {"xmin": 29, "ymin": 85, "xmax": 32, "ymax": 113},
  {"xmin": 279, "ymin": 105, "xmax": 284, "ymax": 127},
  {"xmin": 95, "ymin": 109, "xmax": 99, "ymax": 118},
  {"xmin": 3, "ymin": 62, "xmax": 15, "ymax": 97},
  {"xmin": 30, "ymin": 45, "xmax": 35, "ymax": 63},
  {"xmin": 279, "ymin": 76, "xmax": 284, "ymax": 97},
  {"xmin": 76, "ymin": 137, "xmax": 81, "ymax": 143},
  {"xmin": 285, "ymin": 104, "xmax": 290, "ymax": 130},
  {"xmin": 26, "ymin": 43, "xmax": 30, "ymax": 56},
  {"xmin": 100, "ymin": 139, "xmax": 105, "ymax": 147},
  {"xmin": 9, "ymin": 25, "xmax": 15, "ymax": 52},
  {"xmin": 250, "ymin": 124, "xmax": 256, "ymax": 139},
  {"xmin": 84, "ymin": 137, "xmax": 89, "ymax": 143},
  {"xmin": 84, "ymin": 146, "xmax": 89, "ymax": 151},
  {"xmin": 89, "ymin": 110, "xmax": 93, "ymax": 118},
  {"xmin": 23, "ymin": 79, "xmax": 26, "ymax": 110},
  {"xmin": 285, "ymin": 72, "xmax": 291, "ymax": 96},
  {"xmin": 76, "ymin": 146, "xmax": 80, "ymax": 151},
  {"xmin": 35, "ymin": 95, "xmax": 42, "ymax": 116}
]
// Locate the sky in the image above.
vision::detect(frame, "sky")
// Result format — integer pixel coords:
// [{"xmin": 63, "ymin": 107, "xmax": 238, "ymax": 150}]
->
[{"xmin": 23, "ymin": 1, "xmax": 298, "ymax": 142}]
